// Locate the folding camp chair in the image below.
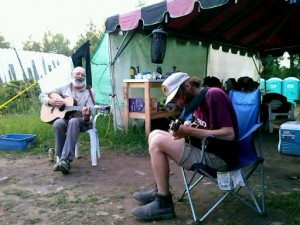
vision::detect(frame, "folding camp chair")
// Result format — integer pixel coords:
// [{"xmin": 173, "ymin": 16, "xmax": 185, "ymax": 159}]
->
[{"xmin": 177, "ymin": 89, "xmax": 265, "ymax": 223}]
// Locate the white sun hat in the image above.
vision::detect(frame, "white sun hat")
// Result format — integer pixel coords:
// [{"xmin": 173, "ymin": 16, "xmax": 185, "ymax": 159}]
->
[{"xmin": 161, "ymin": 72, "xmax": 190, "ymax": 105}]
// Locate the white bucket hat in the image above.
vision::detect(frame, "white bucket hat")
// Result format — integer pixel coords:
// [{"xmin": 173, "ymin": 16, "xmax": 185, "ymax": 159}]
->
[{"xmin": 161, "ymin": 72, "xmax": 190, "ymax": 104}]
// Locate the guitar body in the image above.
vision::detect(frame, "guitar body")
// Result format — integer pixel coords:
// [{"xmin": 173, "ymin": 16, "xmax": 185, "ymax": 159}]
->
[{"xmin": 40, "ymin": 93, "xmax": 75, "ymax": 123}]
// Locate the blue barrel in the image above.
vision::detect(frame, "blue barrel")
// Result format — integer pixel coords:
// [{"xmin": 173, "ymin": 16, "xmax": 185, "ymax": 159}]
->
[
  {"xmin": 282, "ymin": 77, "xmax": 300, "ymax": 104},
  {"xmin": 266, "ymin": 78, "xmax": 282, "ymax": 94}
]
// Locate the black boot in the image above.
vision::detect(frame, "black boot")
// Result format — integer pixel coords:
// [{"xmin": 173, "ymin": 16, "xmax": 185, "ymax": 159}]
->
[
  {"xmin": 132, "ymin": 192, "xmax": 175, "ymax": 220},
  {"xmin": 133, "ymin": 188, "xmax": 157, "ymax": 204}
]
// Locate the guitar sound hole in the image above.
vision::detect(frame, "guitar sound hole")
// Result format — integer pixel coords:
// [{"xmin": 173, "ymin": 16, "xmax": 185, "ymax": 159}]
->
[{"xmin": 59, "ymin": 105, "xmax": 66, "ymax": 112}]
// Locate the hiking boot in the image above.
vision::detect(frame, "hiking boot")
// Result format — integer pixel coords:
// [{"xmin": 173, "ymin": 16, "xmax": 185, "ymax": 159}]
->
[
  {"xmin": 132, "ymin": 193, "xmax": 175, "ymax": 221},
  {"xmin": 133, "ymin": 188, "xmax": 157, "ymax": 204},
  {"xmin": 53, "ymin": 162, "xmax": 61, "ymax": 171},
  {"xmin": 60, "ymin": 159, "xmax": 71, "ymax": 174}
]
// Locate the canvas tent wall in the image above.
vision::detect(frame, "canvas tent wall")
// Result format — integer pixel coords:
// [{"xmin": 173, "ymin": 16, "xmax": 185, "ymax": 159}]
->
[{"xmin": 91, "ymin": 33, "xmax": 110, "ymax": 105}]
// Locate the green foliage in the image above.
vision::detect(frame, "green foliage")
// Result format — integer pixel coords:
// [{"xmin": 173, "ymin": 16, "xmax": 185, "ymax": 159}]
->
[
  {"xmin": 19, "ymin": 21, "xmax": 103, "ymax": 57},
  {"xmin": 0, "ymin": 32, "xmax": 10, "ymax": 48},
  {"xmin": 261, "ymin": 54, "xmax": 300, "ymax": 79},
  {"xmin": 95, "ymin": 115, "xmax": 148, "ymax": 153},
  {"xmin": 42, "ymin": 31, "xmax": 72, "ymax": 56},
  {"xmin": 136, "ymin": 0, "xmax": 146, "ymax": 7},
  {"xmin": 72, "ymin": 19, "xmax": 104, "ymax": 57},
  {"xmin": 0, "ymin": 80, "xmax": 41, "ymax": 115},
  {"xmin": 22, "ymin": 35, "xmax": 42, "ymax": 52}
]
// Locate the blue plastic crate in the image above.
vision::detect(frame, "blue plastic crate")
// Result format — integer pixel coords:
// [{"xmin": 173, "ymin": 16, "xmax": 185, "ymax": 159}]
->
[{"xmin": 0, "ymin": 133, "xmax": 36, "ymax": 150}]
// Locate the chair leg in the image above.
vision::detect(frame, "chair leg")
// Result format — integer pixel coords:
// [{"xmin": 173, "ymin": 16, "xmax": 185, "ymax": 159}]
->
[
  {"xmin": 95, "ymin": 130, "xmax": 101, "ymax": 158},
  {"xmin": 87, "ymin": 129, "xmax": 97, "ymax": 166},
  {"xmin": 180, "ymin": 167, "xmax": 198, "ymax": 222},
  {"xmin": 268, "ymin": 119, "xmax": 273, "ymax": 133},
  {"xmin": 75, "ymin": 141, "xmax": 79, "ymax": 159}
]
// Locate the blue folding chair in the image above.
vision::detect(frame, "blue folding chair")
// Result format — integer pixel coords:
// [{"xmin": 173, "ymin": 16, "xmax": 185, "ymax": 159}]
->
[{"xmin": 177, "ymin": 89, "xmax": 265, "ymax": 223}]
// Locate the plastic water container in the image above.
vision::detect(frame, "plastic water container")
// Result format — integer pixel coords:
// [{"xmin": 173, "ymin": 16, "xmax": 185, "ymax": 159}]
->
[
  {"xmin": 282, "ymin": 77, "xmax": 300, "ymax": 104},
  {"xmin": 266, "ymin": 78, "xmax": 282, "ymax": 94}
]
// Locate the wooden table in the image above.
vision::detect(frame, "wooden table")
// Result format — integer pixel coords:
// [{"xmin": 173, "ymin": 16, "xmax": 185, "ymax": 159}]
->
[{"xmin": 123, "ymin": 79, "xmax": 178, "ymax": 137}]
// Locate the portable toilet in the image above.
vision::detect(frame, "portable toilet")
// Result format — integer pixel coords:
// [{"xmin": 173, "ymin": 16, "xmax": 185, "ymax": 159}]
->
[
  {"xmin": 259, "ymin": 78, "xmax": 266, "ymax": 93},
  {"xmin": 266, "ymin": 77, "xmax": 282, "ymax": 94},
  {"xmin": 282, "ymin": 77, "xmax": 300, "ymax": 104}
]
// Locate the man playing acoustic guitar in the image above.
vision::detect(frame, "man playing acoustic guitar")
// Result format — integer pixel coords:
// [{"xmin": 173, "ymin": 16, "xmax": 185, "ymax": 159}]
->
[{"xmin": 39, "ymin": 66, "xmax": 95, "ymax": 174}]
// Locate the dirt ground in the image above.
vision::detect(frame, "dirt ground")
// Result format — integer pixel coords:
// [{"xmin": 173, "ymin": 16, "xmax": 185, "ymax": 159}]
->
[{"xmin": 1, "ymin": 130, "xmax": 300, "ymax": 225}]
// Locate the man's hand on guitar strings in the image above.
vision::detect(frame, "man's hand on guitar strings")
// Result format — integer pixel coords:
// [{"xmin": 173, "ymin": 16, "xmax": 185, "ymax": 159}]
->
[{"xmin": 49, "ymin": 98, "xmax": 64, "ymax": 107}]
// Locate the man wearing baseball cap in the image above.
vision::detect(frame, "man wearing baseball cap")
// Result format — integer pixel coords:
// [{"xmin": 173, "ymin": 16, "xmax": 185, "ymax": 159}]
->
[{"xmin": 132, "ymin": 72, "xmax": 238, "ymax": 221}]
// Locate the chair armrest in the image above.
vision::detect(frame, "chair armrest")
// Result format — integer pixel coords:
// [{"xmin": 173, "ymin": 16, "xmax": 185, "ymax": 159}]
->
[
  {"xmin": 92, "ymin": 114, "xmax": 101, "ymax": 129},
  {"xmin": 91, "ymin": 105, "xmax": 111, "ymax": 129}
]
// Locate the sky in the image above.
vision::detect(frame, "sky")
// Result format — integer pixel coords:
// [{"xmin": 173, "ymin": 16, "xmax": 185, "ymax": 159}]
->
[{"xmin": 0, "ymin": 0, "xmax": 160, "ymax": 49}]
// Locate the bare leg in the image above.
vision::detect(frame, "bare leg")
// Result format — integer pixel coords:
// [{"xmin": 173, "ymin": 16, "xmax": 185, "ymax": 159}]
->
[{"xmin": 148, "ymin": 130, "xmax": 185, "ymax": 194}]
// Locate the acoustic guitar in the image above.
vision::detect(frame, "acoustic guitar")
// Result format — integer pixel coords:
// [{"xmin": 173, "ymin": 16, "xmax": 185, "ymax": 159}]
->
[{"xmin": 40, "ymin": 93, "xmax": 111, "ymax": 123}]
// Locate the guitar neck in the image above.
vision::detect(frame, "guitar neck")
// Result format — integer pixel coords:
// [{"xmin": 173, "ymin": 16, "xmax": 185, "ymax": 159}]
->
[
  {"xmin": 64, "ymin": 105, "xmax": 111, "ymax": 115},
  {"xmin": 65, "ymin": 106, "xmax": 84, "ymax": 111}
]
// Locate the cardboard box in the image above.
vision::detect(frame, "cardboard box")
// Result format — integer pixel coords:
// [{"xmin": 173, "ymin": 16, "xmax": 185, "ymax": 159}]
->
[
  {"xmin": 278, "ymin": 121, "xmax": 300, "ymax": 156},
  {"xmin": 0, "ymin": 133, "xmax": 36, "ymax": 150},
  {"xmin": 129, "ymin": 98, "xmax": 145, "ymax": 112}
]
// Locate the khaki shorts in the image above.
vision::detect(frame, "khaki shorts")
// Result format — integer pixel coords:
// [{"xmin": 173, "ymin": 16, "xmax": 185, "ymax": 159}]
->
[{"xmin": 178, "ymin": 143, "xmax": 227, "ymax": 170}]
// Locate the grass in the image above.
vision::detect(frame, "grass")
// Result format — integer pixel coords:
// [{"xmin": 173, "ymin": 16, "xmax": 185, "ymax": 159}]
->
[{"xmin": 0, "ymin": 110, "xmax": 148, "ymax": 156}]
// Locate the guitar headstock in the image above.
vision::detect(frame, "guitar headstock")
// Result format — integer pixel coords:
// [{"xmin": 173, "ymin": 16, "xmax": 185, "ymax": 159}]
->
[{"xmin": 92, "ymin": 105, "xmax": 111, "ymax": 115}]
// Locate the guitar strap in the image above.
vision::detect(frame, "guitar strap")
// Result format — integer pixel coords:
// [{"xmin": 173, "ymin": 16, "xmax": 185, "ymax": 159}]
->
[{"xmin": 86, "ymin": 85, "xmax": 95, "ymax": 105}]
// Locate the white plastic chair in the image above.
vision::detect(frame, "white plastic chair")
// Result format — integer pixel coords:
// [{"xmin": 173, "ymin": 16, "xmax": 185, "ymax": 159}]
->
[
  {"xmin": 266, "ymin": 99, "xmax": 294, "ymax": 133},
  {"xmin": 75, "ymin": 113, "xmax": 102, "ymax": 166}
]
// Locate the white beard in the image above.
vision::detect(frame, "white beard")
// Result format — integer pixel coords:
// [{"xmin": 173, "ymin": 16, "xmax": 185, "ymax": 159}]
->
[{"xmin": 72, "ymin": 78, "xmax": 85, "ymax": 88}]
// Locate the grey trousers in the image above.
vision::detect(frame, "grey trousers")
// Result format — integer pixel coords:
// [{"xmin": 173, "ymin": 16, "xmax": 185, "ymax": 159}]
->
[{"xmin": 52, "ymin": 117, "xmax": 92, "ymax": 161}]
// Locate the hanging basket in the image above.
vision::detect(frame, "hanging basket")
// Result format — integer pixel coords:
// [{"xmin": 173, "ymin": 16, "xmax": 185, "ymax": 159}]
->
[{"xmin": 151, "ymin": 29, "xmax": 168, "ymax": 64}]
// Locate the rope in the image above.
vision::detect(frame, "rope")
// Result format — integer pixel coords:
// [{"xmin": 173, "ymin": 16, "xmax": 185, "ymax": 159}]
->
[{"xmin": 0, "ymin": 81, "xmax": 38, "ymax": 110}]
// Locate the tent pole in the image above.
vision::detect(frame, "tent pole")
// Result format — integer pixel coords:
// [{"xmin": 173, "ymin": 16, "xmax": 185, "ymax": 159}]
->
[
  {"xmin": 109, "ymin": 31, "xmax": 137, "ymax": 131},
  {"xmin": 107, "ymin": 33, "xmax": 117, "ymax": 131},
  {"xmin": 204, "ymin": 44, "xmax": 210, "ymax": 77}
]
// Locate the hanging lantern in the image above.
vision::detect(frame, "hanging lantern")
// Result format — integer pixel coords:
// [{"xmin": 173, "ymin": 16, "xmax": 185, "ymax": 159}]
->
[{"xmin": 151, "ymin": 29, "xmax": 168, "ymax": 64}]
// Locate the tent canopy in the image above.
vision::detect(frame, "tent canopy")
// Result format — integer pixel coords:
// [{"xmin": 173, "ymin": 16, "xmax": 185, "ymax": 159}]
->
[{"xmin": 105, "ymin": 0, "xmax": 300, "ymax": 57}]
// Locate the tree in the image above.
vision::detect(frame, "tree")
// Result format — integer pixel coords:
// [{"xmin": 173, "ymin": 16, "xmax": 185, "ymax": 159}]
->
[
  {"xmin": 72, "ymin": 19, "xmax": 104, "ymax": 57},
  {"xmin": 22, "ymin": 35, "xmax": 42, "ymax": 52},
  {"xmin": 136, "ymin": 0, "xmax": 146, "ymax": 7},
  {"xmin": 0, "ymin": 33, "xmax": 11, "ymax": 48},
  {"xmin": 288, "ymin": 54, "xmax": 300, "ymax": 79},
  {"xmin": 261, "ymin": 54, "xmax": 300, "ymax": 80},
  {"xmin": 42, "ymin": 31, "xmax": 72, "ymax": 56}
]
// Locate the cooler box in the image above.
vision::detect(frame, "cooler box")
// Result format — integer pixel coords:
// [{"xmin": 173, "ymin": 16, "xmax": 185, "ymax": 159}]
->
[
  {"xmin": 0, "ymin": 133, "xmax": 36, "ymax": 150},
  {"xmin": 278, "ymin": 121, "xmax": 300, "ymax": 156}
]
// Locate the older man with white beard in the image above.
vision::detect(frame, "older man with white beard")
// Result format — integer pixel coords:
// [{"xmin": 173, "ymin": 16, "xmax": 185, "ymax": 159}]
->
[{"xmin": 39, "ymin": 66, "xmax": 95, "ymax": 174}]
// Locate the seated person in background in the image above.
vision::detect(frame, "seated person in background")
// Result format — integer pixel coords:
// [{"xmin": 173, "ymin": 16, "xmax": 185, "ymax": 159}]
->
[
  {"xmin": 131, "ymin": 72, "xmax": 238, "ymax": 221},
  {"xmin": 203, "ymin": 76, "xmax": 222, "ymax": 88},
  {"xmin": 39, "ymin": 66, "xmax": 95, "ymax": 174}
]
